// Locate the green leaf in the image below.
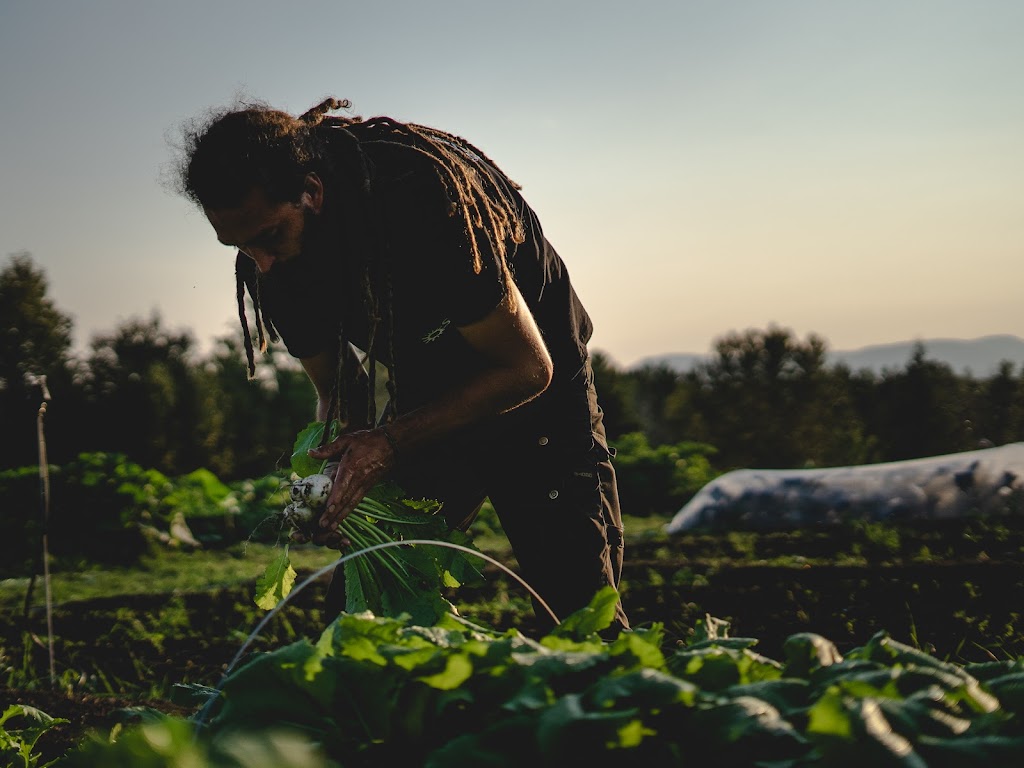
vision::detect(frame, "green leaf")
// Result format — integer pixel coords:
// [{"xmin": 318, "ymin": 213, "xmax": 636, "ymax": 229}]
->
[
  {"xmin": 326, "ymin": 611, "xmax": 405, "ymax": 664},
  {"xmin": 983, "ymin": 672, "xmax": 1024, "ymax": 713},
  {"xmin": 783, "ymin": 632, "xmax": 844, "ymax": 679},
  {"xmin": 963, "ymin": 659, "xmax": 1024, "ymax": 682},
  {"xmin": 916, "ymin": 733, "xmax": 1024, "ymax": 767},
  {"xmin": 63, "ymin": 717, "xmax": 207, "ymax": 767},
  {"xmin": 806, "ymin": 688, "xmax": 854, "ymax": 740},
  {"xmin": 690, "ymin": 696, "xmax": 809, "ymax": 764},
  {"xmin": 0, "ymin": 704, "xmax": 69, "ymax": 762},
  {"xmin": 416, "ymin": 651, "xmax": 474, "ymax": 690},
  {"xmin": 254, "ymin": 546, "xmax": 296, "ymax": 610},
  {"xmin": 607, "ymin": 626, "xmax": 668, "ymax": 671},
  {"xmin": 723, "ymin": 679, "xmax": 811, "ymax": 719},
  {"xmin": 877, "ymin": 697, "xmax": 972, "ymax": 741},
  {"xmin": 807, "ymin": 690, "xmax": 929, "ymax": 767},
  {"xmin": 290, "ymin": 420, "xmax": 337, "ymax": 477},
  {"xmin": 549, "ymin": 586, "xmax": 620, "ymax": 640},
  {"xmin": 689, "ymin": 614, "xmax": 732, "ymax": 644},
  {"xmin": 686, "ymin": 637, "xmax": 761, "ymax": 652},
  {"xmin": 586, "ymin": 668, "xmax": 699, "ymax": 710},
  {"xmin": 853, "ymin": 631, "xmax": 969, "ymax": 681},
  {"xmin": 669, "ymin": 646, "xmax": 783, "ymax": 691},
  {"xmin": 209, "ymin": 640, "xmax": 338, "ymax": 733}
]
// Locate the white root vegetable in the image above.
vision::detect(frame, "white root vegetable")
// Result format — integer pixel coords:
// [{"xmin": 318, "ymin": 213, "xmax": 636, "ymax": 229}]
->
[
  {"xmin": 289, "ymin": 473, "xmax": 333, "ymax": 509},
  {"xmin": 282, "ymin": 501, "xmax": 317, "ymax": 530}
]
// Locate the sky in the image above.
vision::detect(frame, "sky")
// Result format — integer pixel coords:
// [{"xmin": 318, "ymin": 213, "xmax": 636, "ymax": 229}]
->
[{"xmin": 2, "ymin": 0, "xmax": 1022, "ymax": 369}]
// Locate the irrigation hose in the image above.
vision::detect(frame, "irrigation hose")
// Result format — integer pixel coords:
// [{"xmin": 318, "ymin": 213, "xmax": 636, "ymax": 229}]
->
[{"xmin": 193, "ymin": 539, "xmax": 560, "ymax": 732}]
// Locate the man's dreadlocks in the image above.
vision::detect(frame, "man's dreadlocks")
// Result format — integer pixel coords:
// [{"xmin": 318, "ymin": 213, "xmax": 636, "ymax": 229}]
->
[{"xmin": 179, "ymin": 97, "xmax": 526, "ymax": 432}]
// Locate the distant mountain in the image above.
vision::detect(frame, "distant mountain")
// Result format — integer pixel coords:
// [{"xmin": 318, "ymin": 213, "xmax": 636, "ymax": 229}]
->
[{"xmin": 633, "ymin": 335, "xmax": 1024, "ymax": 376}]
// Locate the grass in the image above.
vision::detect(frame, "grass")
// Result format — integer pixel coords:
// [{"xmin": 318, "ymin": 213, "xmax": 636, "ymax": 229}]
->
[
  {"xmin": 0, "ymin": 512, "xmax": 668, "ymax": 612},
  {"xmin": 6, "ymin": 512, "xmax": 1019, "ymax": 614},
  {"xmin": 0, "ymin": 543, "xmax": 331, "ymax": 611}
]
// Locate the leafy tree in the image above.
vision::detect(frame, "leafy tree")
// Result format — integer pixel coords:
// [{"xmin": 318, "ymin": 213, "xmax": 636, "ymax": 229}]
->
[
  {"xmin": 589, "ymin": 350, "xmax": 642, "ymax": 440},
  {"xmin": 673, "ymin": 326, "xmax": 862, "ymax": 469},
  {"xmin": 623, "ymin": 362, "xmax": 682, "ymax": 445},
  {"xmin": 611, "ymin": 431, "xmax": 718, "ymax": 516},
  {"xmin": 195, "ymin": 334, "xmax": 314, "ymax": 479},
  {"xmin": 866, "ymin": 344, "xmax": 972, "ymax": 460},
  {"xmin": 0, "ymin": 252, "xmax": 75, "ymax": 469},
  {"xmin": 970, "ymin": 360, "xmax": 1024, "ymax": 448},
  {"xmin": 77, "ymin": 314, "xmax": 203, "ymax": 474}
]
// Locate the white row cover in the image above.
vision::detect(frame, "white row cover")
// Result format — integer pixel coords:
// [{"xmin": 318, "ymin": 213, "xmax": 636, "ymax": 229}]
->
[{"xmin": 666, "ymin": 442, "xmax": 1024, "ymax": 533}]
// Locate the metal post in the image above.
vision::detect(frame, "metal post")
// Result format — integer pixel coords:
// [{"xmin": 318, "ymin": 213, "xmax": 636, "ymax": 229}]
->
[{"xmin": 32, "ymin": 374, "xmax": 57, "ymax": 686}]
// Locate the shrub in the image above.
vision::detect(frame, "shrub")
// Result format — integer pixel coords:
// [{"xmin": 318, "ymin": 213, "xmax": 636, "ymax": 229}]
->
[{"xmin": 611, "ymin": 432, "xmax": 719, "ymax": 517}]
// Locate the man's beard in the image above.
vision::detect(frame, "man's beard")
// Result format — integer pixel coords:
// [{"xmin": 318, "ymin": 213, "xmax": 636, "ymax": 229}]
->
[
  {"xmin": 268, "ymin": 205, "xmax": 330, "ymax": 279},
  {"xmin": 300, "ymin": 204, "xmax": 330, "ymax": 256}
]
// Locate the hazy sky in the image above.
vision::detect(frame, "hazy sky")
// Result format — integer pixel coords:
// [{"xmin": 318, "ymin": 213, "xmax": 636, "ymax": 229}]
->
[{"xmin": 2, "ymin": 0, "xmax": 1021, "ymax": 368}]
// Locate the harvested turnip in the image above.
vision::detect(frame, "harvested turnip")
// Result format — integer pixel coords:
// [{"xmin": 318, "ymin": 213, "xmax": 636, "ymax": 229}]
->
[
  {"xmin": 290, "ymin": 472, "xmax": 333, "ymax": 509},
  {"xmin": 282, "ymin": 500, "xmax": 318, "ymax": 532}
]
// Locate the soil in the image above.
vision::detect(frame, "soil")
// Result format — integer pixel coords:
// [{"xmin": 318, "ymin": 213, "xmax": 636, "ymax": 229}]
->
[{"xmin": 3, "ymin": 518, "xmax": 1023, "ymax": 763}]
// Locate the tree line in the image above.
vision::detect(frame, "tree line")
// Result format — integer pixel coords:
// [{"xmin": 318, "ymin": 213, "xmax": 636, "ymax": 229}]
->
[
  {"xmin": 592, "ymin": 328, "xmax": 1024, "ymax": 473},
  {"xmin": 3, "ymin": 252, "xmax": 1023, "ymax": 485},
  {"xmin": 1, "ymin": 252, "xmax": 312, "ymax": 479}
]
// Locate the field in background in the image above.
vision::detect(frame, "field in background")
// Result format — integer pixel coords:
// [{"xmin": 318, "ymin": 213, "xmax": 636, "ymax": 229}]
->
[{"xmin": 3, "ymin": 512, "xmax": 1023, "ymax": 762}]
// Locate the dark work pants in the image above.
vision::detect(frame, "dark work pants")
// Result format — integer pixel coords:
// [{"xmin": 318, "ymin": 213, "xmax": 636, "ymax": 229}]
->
[{"xmin": 324, "ymin": 375, "xmax": 629, "ymax": 634}]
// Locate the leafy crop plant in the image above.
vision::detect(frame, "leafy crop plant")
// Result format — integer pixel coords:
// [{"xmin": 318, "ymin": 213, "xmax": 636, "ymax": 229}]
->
[
  {"xmin": 254, "ymin": 421, "xmax": 488, "ymax": 627},
  {"xmin": 62, "ymin": 595, "xmax": 1024, "ymax": 767}
]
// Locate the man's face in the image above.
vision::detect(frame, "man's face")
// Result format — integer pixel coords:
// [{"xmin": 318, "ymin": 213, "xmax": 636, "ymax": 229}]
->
[{"xmin": 205, "ymin": 175, "xmax": 323, "ymax": 274}]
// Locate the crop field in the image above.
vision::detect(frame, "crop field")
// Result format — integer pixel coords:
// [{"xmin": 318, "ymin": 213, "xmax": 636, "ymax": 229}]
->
[{"xmin": 3, "ymin": 513, "xmax": 1023, "ymax": 764}]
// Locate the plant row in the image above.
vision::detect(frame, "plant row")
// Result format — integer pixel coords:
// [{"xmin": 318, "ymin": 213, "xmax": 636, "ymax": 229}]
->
[{"xmin": 44, "ymin": 589, "xmax": 1024, "ymax": 767}]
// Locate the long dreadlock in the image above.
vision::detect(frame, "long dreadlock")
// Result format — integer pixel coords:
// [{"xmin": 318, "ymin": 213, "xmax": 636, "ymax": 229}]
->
[{"xmin": 182, "ymin": 96, "xmax": 526, "ymax": 435}]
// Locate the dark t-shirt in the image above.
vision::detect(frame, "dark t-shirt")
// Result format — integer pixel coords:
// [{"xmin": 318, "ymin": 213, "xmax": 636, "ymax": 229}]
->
[{"xmin": 240, "ymin": 130, "xmax": 598, "ymax": 452}]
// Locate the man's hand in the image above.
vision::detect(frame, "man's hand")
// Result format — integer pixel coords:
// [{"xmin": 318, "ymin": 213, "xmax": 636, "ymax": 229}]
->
[
  {"xmin": 289, "ymin": 523, "xmax": 351, "ymax": 550},
  {"xmin": 307, "ymin": 428, "xmax": 397, "ymax": 532}
]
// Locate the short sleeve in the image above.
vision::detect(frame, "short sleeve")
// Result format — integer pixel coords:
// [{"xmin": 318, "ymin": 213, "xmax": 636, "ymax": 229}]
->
[{"xmin": 372, "ymin": 149, "xmax": 513, "ymax": 327}]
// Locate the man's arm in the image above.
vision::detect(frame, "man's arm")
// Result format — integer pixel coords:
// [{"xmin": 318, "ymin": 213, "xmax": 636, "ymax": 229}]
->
[{"xmin": 309, "ymin": 278, "xmax": 553, "ymax": 532}]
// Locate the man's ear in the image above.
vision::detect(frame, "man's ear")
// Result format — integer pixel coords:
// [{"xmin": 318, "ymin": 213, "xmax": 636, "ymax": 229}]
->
[{"xmin": 300, "ymin": 173, "xmax": 324, "ymax": 213}]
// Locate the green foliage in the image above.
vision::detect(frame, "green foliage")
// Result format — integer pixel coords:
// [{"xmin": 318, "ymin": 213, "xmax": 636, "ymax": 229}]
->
[
  {"xmin": 5, "ymin": 250, "xmax": 1023, "ymax": 493},
  {"xmin": 611, "ymin": 431, "xmax": 718, "ymax": 516},
  {"xmin": 77, "ymin": 315, "xmax": 203, "ymax": 475},
  {"xmin": 254, "ymin": 547, "xmax": 297, "ymax": 611},
  {"xmin": 253, "ymin": 422, "xmax": 488, "ymax": 626},
  {"xmin": 290, "ymin": 421, "xmax": 334, "ymax": 478},
  {"xmin": 0, "ymin": 453, "xmax": 286, "ymax": 577},
  {"xmin": 0, "ymin": 252, "xmax": 75, "ymax": 471},
  {"xmin": 164, "ymin": 469, "xmax": 233, "ymax": 517},
  {"xmin": 255, "ymin": 485, "xmax": 486, "ymax": 626},
  {"xmin": 0, "ymin": 453, "xmax": 157, "ymax": 576},
  {"xmin": 0, "ymin": 704, "xmax": 68, "ymax": 768},
  {"xmin": 61, "ymin": 597, "xmax": 1024, "ymax": 766},
  {"xmin": 224, "ymin": 474, "xmax": 291, "ymax": 543},
  {"xmin": 597, "ymin": 326, "xmax": 1024, "ymax": 475},
  {"xmin": 0, "ymin": 465, "xmax": 48, "ymax": 578}
]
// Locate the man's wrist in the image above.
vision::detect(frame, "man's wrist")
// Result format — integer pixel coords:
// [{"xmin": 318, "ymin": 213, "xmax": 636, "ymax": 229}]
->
[{"xmin": 378, "ymin": 424, "xmax": 400, "ymax": 463}]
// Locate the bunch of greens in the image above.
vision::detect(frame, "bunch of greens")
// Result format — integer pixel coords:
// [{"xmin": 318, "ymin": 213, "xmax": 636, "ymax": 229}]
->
[{"xmin": 255, "ymin": 421, "xmax": 485, "ymax": 626}]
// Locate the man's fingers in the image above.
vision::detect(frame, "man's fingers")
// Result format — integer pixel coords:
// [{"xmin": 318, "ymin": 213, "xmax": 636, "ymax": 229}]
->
[
  {"xmin": 312, "ymin": 529, "xmax": 351, "ymax": 550},
  {"xmin": 308, "ymin": 435, "xmax": 352, "ymax": 460},
  {"xmin": 321, "ymin": 466, "xmax": 352, "ymax": 529},
  {"xmin": 315, "ymin": 429, "xmax": 394, "ymax": 531},
  {"xmin": 321, "ymin": 476, "xmax": 375, "ymax": 531}
]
